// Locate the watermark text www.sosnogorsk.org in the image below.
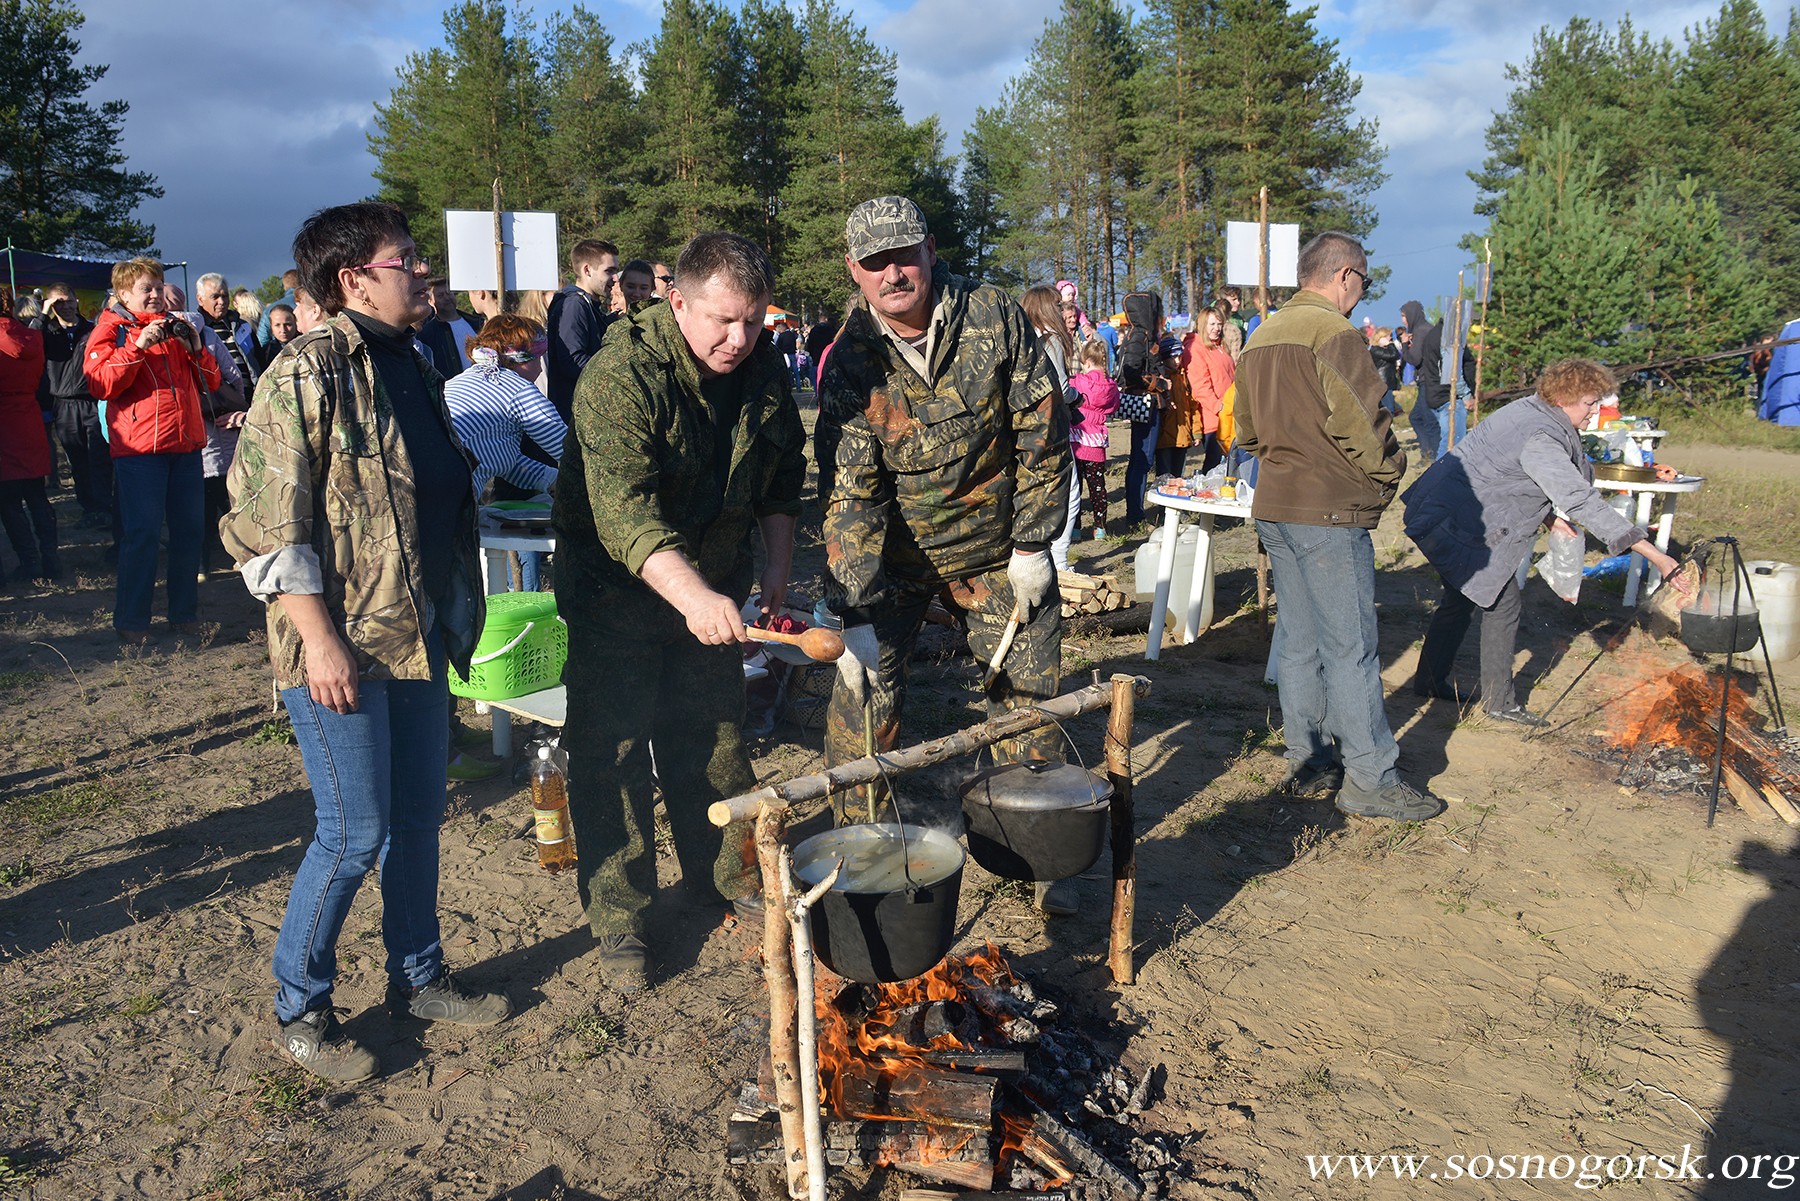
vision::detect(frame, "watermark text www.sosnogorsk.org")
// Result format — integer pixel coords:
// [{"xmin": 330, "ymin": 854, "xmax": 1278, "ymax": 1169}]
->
[{"xmin": 1305, "ymin": 1146, "xmax": 1799, "ymax": 1190}]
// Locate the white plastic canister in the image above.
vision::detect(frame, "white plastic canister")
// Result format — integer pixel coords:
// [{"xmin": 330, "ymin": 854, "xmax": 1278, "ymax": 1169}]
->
[
  {"xmin": 1133, "ymin": 523, "xmax": 1210, "ymax": 634},
  {"xmin": 1745, "ymin": 561, "xmax": 1800, "ymax": 663}
]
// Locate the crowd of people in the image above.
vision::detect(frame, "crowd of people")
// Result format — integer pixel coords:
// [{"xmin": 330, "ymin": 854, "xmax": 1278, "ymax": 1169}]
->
[{"xmin": 0, "ymin": 197, "xmax": 1670, "ymax": 1091}]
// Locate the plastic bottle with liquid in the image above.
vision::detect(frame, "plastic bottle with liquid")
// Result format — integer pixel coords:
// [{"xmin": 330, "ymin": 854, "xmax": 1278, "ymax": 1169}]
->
[{"xmin": 530, "ymin": 745, "xmax": 577, "ymax": 873}]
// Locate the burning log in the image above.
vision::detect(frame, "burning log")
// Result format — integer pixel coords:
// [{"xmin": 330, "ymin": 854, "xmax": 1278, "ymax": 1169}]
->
[
  {"xmin": 919, "ymin": 1049, "xmax": 1028, "ymax": 1079},
  {"xmin": 832, "ymin": 1060, "xmax": 1000, "ymax": 1130},
  {"xmin": 900, "ymin": 1192, "xmax": 1072, "ymax": 1201},
  {"xmin": 728, "ymin": 1112, "xmax": 996, "ymax": 1174},
  {"xmin": 1021, "ymin": 1102, "xmax": 1147, "ymax": 1201}
]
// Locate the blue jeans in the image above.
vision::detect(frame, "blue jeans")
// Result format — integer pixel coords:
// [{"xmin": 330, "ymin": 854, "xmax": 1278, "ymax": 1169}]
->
[
  {"xmin": 1433, "ymin": 398, "xmax": 1467, "ymax": 458},
  {"xmin": 1257, "ymin": 520, "xmax": 1400, "ymax": 792},
  {"xmin": 272, "ymin": 631, "xmax": 449, "ymax": 1021},
  {"xmin": 1124, "ymin": 419, "xmax": 1161, "ymax": 524},
  {"xmin": 112, "ymin": 451, "xmax": 203, "ymax": 631}
]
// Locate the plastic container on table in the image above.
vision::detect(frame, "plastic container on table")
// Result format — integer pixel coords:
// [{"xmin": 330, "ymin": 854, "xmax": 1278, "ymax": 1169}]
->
[
  {"xmin": 449, "ymin": 590, "xmax": 567, "ymax": 700},
  {"xmin": 1746, "ymin": 560, "xmax": 1800, "ymax": 663}
]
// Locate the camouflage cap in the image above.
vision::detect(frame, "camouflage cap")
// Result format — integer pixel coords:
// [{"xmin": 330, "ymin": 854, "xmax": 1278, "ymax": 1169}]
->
[{"xmin": 845, "ymin": 196, "xmax": 929, "ymax": 262}]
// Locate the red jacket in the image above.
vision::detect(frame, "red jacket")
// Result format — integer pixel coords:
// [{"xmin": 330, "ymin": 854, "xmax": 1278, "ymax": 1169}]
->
[
  {"xmin": 0, "ymin": 316, "xmax": 50, "ymax": 480},
  {"xmin": 83, "ymin": 306, "xmax": 219, "ymax": 457}
]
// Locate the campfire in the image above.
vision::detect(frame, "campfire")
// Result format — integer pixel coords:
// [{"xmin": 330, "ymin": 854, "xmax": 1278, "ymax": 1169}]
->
[
  {"xmin": 1598, "ymin": 659, "xmax": 1799, "ymax": 824},
  {"xmin": 729, "ymin": 946, "xmax": 1191, "ymax": 1198}
]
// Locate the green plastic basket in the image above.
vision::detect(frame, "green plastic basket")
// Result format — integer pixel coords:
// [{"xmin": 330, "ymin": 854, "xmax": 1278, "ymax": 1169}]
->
[{"xmin": 450, "ymin": 591, "xmax": 567, "ymax": 700}]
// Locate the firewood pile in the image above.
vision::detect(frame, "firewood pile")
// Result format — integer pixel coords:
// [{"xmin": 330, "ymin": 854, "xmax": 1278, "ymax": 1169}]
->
[
  {"xmin": 1059, "ymin": 572, "xmax": 1133, "ymax": 620},
  {"xmin": 728, "ymin": 946, "xmax": 1193, "ymax": 1198}
]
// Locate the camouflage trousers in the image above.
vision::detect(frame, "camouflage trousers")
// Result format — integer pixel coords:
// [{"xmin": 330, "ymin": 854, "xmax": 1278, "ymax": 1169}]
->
[
  {"xmin": 823, "ymin": 564, "xmax": 1063, "ymax": 824},
  {"xmin": 562, "ymin": 618, "xmax": 758, "ymax": 941}
]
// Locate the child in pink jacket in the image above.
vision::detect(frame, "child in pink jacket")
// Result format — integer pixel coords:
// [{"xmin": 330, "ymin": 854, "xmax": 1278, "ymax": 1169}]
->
[{"xmin": 1068, "ymin": 338, "xmax": 1120, "ymax": 537}]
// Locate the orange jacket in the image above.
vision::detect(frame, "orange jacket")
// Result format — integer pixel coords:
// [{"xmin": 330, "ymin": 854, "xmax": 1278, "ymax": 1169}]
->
[
  {"xmin": 84, "ymin": 307, "xmax": 219, "ymax": 457},
  {"xmin": 1183, "ymin": 335, "xmax": 1235, "ymax": 436}
]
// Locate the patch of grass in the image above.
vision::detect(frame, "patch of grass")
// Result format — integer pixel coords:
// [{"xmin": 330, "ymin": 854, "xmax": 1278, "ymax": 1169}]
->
[
  {"xmin": 0, "ymin": 1152, "xmax": 38, "ymax": 1196},
  {"xmin": 251, "ymin": 1068, "xmax": 322, "ymax": 1121},
  {"xmin": 121, "ymin": 992, "xmax": 162, "ymax": 1017},
  {"xmin": 1283, "ymin": 1063, "xmax": 1334, "ymax": 1099},
  {"xmin": 0, "ymin": 670, "xmax": 50, "ymax": 692},
  {"xmin": 16, "ymin": 780, "xmax": 129, "ymax": 828},
  {"xmin": 0, "ymin": 859, "xmax": 31, "ymax": 888},
  {"xmin": 248, "ymin": 720, "xmax": 295, "ymax": 746},
  {"xmin": 1655, "ymin": 403, "xmax": 1800, "ymax": 453},
  {"xmin": 566, "ymin": 1013, "xmax": 623, "ymax": 1058}
]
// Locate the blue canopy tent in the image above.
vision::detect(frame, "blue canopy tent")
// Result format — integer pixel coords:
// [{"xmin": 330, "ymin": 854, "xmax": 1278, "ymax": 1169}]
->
[
  {"xmin": 1760, "ymin": 317, "xmax": 1800, "ymax": 426},
  {"xmin": 2, "ymin": 242, "xmax": 118, "ymax": 293}
]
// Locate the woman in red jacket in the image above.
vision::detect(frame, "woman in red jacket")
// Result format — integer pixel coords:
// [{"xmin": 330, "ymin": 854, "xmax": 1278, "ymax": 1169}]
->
[
  {"xmin": 0, "ymin": 284, "xmax": 57, "ymax": 586},
  {"xmin": 83, "ymin": 257, "xmax": 221, "ymax": 643}
]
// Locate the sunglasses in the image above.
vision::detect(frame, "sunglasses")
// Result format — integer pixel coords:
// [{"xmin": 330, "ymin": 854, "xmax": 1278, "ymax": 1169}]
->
[
  {"xmin": 656, "ymin": 274, "xmax": 675, "ymax": 284},
  {"xmin": 1344, "ymin": 266, "xmax": 1370, "ymax": 290}
]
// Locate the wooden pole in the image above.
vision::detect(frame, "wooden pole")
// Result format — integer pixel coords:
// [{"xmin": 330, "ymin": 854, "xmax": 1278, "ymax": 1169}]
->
[
  {"xmin": 1256, "ymin": 185, "xmax": 1270, "ymax": 319},
  {"xmin": 709, "ymin": 678, "xmax": 1151, "ymax": 828},
  {"xmin": 757, "ymin": 803, "xmax": 807, "ymax": 1199},
  {"xmin": 1447, "ymin": 270, "xmax": 1465, "ymax": 450},
  {"xmin": 784, "ymin": 848, "xmax": 841, "ymax": 1201},
  {"xmin": 1471, "ymin": 240, "xmax": 1492, "ymax": 427},
  {"xmin": 491, "ymin": 178, "xmax": 508, "ymax": 315},
  {"xmin": 1104, "ymin": 674, "xmax": 1139, "ymax": 985}
]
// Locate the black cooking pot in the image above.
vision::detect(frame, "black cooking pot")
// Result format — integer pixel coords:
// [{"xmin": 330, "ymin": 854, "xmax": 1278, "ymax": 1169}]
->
[
  {"xmin": 960, "ymin": 760, "xmax": 1112, "ymax": 882},
  {"xmin": 1681, "ymin": 606, "xmax": 1762, "ymax": 655},
  {"xmin": 791, "ymin": 823, "xmax": 964, "ymax": 984}
]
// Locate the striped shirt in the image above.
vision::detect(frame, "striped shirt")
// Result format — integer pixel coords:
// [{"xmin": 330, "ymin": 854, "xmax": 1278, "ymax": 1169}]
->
[{"xmin": 443, "ymin": 364, "xmax": 567, "ymax": 496}]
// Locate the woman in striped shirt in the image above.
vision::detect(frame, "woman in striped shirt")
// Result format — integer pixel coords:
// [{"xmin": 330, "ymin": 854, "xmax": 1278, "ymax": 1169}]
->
[{"xmin": 443, "ymin": 313, "xmax": 566, "ymax": 499}]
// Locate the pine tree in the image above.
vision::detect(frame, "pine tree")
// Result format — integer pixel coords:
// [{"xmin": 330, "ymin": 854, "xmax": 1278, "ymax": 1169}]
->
[
  {"xmin": 541, "ymin": 7, "xmax": 641, "ymax": 245},
  {"xmin": 958, "ymin": 105, "xmax": 1027, "ymax": 286},
  {"xmin": 1471, "ymin": 17, "xmax": 1678, "ymax": 218},
  {"xmin": 735, "ymin": 0, "xmax": 805, "ymax": 265},
  {"xmin": 1665, "ymin": 0, "xmax": 1800, "ymax": 313},
  {"xmin": 369, "ymin": 1, "xmax": 549, "ymax": 269},
  {"xmin": 1485, "ymin": 124, "xmax": 1640, "ymax": 386},
  {"xmin": 623, "ymin": 0, "xmax": 754, "ymax": 261},
  {"xmin": 1629, "ymin": 174, "xmax": 1773, "ymax": 385},
  {"xmin": 778, "ymin": 0, "xmax": 918, "ymax": 314},
  {"xmin": 0, "ymin": 0, "xmax": 161, "ymax": 254}
]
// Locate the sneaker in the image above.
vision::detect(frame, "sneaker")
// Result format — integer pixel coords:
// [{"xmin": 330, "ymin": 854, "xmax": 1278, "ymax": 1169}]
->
[
  {"xmin": 116, "ymin": 627, "xmax": 153, "ymax": 646},
  {"xmin": 387, "ymin": 969, "xmax": 511, "ymax": 1026},
  {"xmin": 1484, "ymin": 704, "xmax": 1549, "ymax": 729},
  {"xmin": 277, "ymin": 1007, "xmax": 379, "ymax": 1083},
  {"xmin": 446, "ymin": 753, "xmax": 502, "ymax": 782},
  {"xmin": 1033, "ymin": 879, "xmax": 1080, "ymax": 916},
  {"xmin": 1335, "ymin": 780, "xmax": 1444, "ymax": 822},
  {"xmin": 595, "ymin": 934, "xmax": 650, "ymax": 994},
  {"xmin": 1278, "ymin": 761, "xmax": 1344, "ymax": 801}
]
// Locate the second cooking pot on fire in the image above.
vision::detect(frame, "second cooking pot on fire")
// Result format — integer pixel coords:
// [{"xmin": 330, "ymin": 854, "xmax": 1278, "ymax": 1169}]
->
[{"xmin": 960, "ymin": 760, "xmax": 1112, "ymax": 882}]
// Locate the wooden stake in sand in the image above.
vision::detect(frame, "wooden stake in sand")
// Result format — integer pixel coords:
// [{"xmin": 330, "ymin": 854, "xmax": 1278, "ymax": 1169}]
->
[
  {"xmin": 781, "ymin": 845, "xmax": 841, "ymax": 1201},
  {"xmin": 755, "ymin": 802, "xmax": 807, "ymax": 1200},
  {"xmin": 1105, "ymin": 674, "xmax": 1139, "ymax": 985}
]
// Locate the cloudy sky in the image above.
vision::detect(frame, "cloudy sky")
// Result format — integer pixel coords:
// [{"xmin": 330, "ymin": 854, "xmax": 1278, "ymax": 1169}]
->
[{"xmin": 72, "ymin": 0, "xmax": 1785, "ymax": 320}]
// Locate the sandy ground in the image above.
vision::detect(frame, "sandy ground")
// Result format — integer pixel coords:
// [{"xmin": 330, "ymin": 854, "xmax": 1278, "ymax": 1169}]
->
[{"xmin": 1, "ymin": 427, "xmax": 1796, "ymax": 1200}]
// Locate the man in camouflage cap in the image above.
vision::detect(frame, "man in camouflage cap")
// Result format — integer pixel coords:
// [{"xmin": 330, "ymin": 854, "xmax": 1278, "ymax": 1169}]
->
[
  {"xmin": 553, "ymin": 232, "xmax": 806, "ymax": 991},
  {"xmin": 815, "ymin": 196, "xmax": 1077, "ymax": 914}
]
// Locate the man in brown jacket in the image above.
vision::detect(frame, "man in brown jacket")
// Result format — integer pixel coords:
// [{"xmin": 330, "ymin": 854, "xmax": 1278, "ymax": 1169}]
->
[{"xmin": 1235, "ymin": 232, "xmax": 1442, "ymax": 823}]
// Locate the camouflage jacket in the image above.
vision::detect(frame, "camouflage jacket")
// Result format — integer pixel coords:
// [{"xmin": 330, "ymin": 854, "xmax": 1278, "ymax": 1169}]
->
[
  {"xmin": 221, "ymin": 314, "xmax": 484, "ymax": 689},
  {"xmin": 815, "ymin": 263, "xmax": 1070, "ymax": 621},
  {"xmin": 551, "ymin": 301, "xmax": 806, "ymax": 633}
]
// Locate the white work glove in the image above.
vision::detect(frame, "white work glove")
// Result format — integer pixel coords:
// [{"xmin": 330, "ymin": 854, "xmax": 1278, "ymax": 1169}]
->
[
  {"xmin": 1007, "ymin": 548, "xmax": 1056, "ymax": 616},
  {"xmin": 836, "ymin": 624, "xmax": 881, "ymax": 706}
]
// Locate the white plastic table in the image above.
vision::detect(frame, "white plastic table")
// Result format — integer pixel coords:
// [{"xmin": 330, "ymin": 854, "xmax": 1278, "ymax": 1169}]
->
[
  {"xmin": 1593, "ymin": 474, "xmax": 1705, "ymax": 606},
  {"xmin": 1142, "ymin": 491, "xmax": 1253, "ymax": 660},
  {"xmin": 475, "ymin": 515, "xmax": 557, "ymax": 756}
]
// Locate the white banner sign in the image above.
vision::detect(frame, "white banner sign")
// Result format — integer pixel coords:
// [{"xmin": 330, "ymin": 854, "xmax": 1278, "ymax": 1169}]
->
[
  {"xmin": 444, "ymin": 210, "xmax": 561, "ymax": 291},
  {"xmin": 1225, "ymin": 220, "xmax": 1299, "ymax": 288}
]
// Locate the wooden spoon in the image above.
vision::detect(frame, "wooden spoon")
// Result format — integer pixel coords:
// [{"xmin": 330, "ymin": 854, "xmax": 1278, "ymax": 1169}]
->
[{"xmin": 745, "ymin": 625, "xmax": 845, "ymax": 662}]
